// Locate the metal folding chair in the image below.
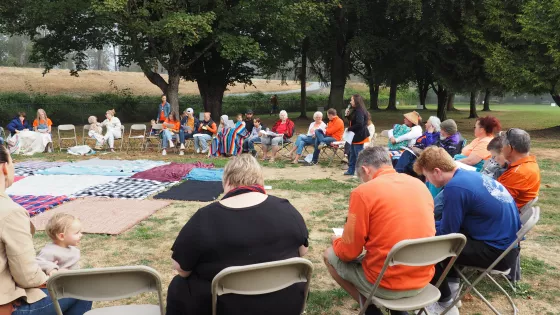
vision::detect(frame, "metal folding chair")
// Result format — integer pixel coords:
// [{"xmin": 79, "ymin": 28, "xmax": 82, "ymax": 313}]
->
[
  {"xmin": 445, "ymin": 206, "xmax": 541, "ymax": 315},
  {"xmin": 57, "ymin": 124, "xmax": 78, "ymax": 151},
  {"xmin": 211, "ymin": 257, "xmax": 313, "ymax": 315},
  {"xmin": 279, "ymin": 125, "xmax": 297, "ymax": 157},
  {"xmin": 145, "ymin": 124, "xmax": 163, "ymax": 151},
  {"xmin": 47, "ymin": 265, "xmax": 164, "ymax": 315},
  {"xmin": 112, "ymin": 125, "xmax": 125, "ymax": 151},
  {"xmin": 320, "ymin": 141, "xmax": 346, "ymax": 166},
  {"xmin": 126, "ymin": 124, "xmax": 147, "ymax": 152},
  {"xmin": 358, "ymin": 234, "xmax": 467, "ymax": 315}
]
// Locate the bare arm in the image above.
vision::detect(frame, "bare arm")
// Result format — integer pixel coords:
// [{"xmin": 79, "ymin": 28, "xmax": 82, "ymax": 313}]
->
[
  {"xmin": 172, "ymin": 258, "xmax": 191, "ymax": 278},
  {"xmin": 457, "ymin": 154, "xmax": 483, "ymax": 166},
  {"xmin": 299, "ymin": 245, "xmax": 309, "ymax": 257}
]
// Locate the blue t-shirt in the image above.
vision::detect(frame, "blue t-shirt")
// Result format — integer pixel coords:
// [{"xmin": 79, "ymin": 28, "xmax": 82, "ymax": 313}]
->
[{"xmin": 436, "ymin": 169, "xmax": 520, "ymax": 250}]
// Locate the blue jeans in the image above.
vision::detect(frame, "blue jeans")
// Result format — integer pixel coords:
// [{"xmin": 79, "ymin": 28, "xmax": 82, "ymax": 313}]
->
[
  {"xmin": 295, "ymin": 135, "xmax": 314, "ymax": 155},
  {"xmin": 193, "ymin": 134, "xmax": 212, "ymax": 151},
  {"xmin": 243, "ymin": 137, "xmax": 261, "ymax": 152},
  {"xmin": 347, "ymin": 143, "xmax": 365, "ymax": 174},
  {"xmin": 179, "ymin": 129, "xmax": 195, "ymax": 144},
  {"xmin": 161, "ymin": 130, "xmax": 178, "ymax": 149},
  {"xmin": 312, "ymin": 129, "xmax": 336, "ymax": 163},
  {"xmin": 13, "ymin": 289, "xmax": 92, "ymax": 315},
  {"xmin": 395, "ymin": 150, "xmax": 416, "ymax": 176}
]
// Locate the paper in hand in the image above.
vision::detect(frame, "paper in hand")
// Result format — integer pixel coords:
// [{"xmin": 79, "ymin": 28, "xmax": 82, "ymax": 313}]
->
[
  {"xmin": 343, "ymin": 131, "xmax": 355, "ymax": 144},
  {"xmin": 332, "ymin": 228, "xmax": 344, "ymax": 237}
]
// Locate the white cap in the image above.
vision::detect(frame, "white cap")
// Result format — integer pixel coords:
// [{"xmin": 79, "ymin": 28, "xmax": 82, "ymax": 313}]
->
[{"xmin": 186, "ymin": 108, "xmax": 194, "ymax": 114}]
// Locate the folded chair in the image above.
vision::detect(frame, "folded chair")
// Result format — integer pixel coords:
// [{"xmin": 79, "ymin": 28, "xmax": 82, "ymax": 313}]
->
[
  {"xmin": 211, "ymin": 257, "xmax": 313, "ymax": 315},
  {"xmin": 47, "ymin": 265, "xmax": 164, "ymax": 315},
  {"xmin": 445, "ymin": 206, "xmax": 540, "ymax": 315},
  {"xmin": 126, "ymin": 124, "xmax": 147, "ymax": 152},
  {"xmin": 359, "ymin": 233, "xmax": 467, "ymax": 315},
  {"xmin": 57, "ymin": 124, "xmax": 78, "ymax": 152}
]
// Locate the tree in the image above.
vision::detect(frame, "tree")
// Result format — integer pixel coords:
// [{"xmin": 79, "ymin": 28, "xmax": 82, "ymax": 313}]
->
[
  {"xmin": 469, "ymin": 90, "xmax": 479, "ymax": 118},
  {"xmin": 482, "ymin": 88, "xmax": 491, "ymax": 111}
]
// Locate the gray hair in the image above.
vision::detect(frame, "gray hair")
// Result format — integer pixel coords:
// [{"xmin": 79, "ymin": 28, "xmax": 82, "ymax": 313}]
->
[
  {"xmin": 279, "ymin": 110, "xmax": 288, "ymax": 119},
  {"xmin": 356, "ymin": 146, "xmax": 392, "ymax": 174},
  {"xmin": 313, "ymin": 111, "xmax": 323, "ymax": 119},
  {"xmin": 502, "ymin": 128, "xmax": 531, "ymax": 153},
  {"xmin": 427, "ymin": 116, "xmax": 441, "ymax": 132}
]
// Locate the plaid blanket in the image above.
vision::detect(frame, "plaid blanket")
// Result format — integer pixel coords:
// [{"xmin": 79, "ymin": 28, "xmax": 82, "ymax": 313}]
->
[
  {"xmin": 14, "ymin": 161, "xmax": 69, "ymax": 176},
  {"xmin": 15, "ymin": 166, "xmax": 37, "ymax": 176},
  {"xmin": 73, "ymin": 178, "xmax": 175, "ymax": 199},
  {"xmin": 10, "ymin": 195, "xmax": 74, "ymax": 217}
]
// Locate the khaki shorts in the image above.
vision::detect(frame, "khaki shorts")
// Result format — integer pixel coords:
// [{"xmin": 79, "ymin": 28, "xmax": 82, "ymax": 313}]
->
[{"xmin": 326, "ymin": 248, "xmax": 424, "ymax": 300}]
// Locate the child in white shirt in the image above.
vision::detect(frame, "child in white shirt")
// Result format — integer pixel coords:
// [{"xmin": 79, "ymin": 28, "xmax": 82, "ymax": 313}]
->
[{"xmin": 87, "ymin": 116, "xmax": 104, "ymax": 150}]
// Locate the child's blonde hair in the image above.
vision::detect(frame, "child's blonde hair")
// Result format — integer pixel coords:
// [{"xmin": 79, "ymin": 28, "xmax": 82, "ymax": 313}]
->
[
  {"xmin": 36, "ymin": 108, "xmax": 48, "ymax": 123},
  {"xmin": 45, "ymin": 213, "xmax": 78, "ymax": 241},
  {"xmin": 88, "ymin": 116, "xmax": 98, "ymax": 124}
]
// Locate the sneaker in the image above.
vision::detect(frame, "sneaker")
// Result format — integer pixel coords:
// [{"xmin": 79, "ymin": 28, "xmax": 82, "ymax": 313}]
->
[
  {"xmin": 341, "ymin": 164, "xmax": 349, "ymax": 170},
  {"xmin": 169, "ymin": 140, "xmax": 175, "ymax": 148},
  {"xmin": 196, "ymin": 148, "xmax": 200, "ymax": 154},
  {"xmin": 419, "ymin": 302, "xmax": 460, "ymax": 315},
  {"xmin": 180, "ymin": 143, "xmax": 185, "ymax": 150},
  {"xmin": 162, "ymin": 149, "xmax": 167, "ymax": 156},
  {"xmin": 201, "ymin": 149, "xmax": 208, "ymax": 154},
  {"xmin": 251, "ymin": 150, "xmax": 257, "ymax": 157},
  {"xmin": 304, "ymin": 161, "xmax": 317, "ymax": 166},
  {"xmin": 179, "ymin": 150, "xmax": 185, "ymax": 156},
  {"xmin": 343, "ymin": 171, "xmax": 354, "ymax": 176}
]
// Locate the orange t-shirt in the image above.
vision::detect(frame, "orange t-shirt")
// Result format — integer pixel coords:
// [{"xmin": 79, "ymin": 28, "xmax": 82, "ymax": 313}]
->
[
  {"xmin": 325, "ymin": 116, "xmax": 345, "ymax": 141},
  {"xmin": 461, "ymin": 136, "xmax": 493, "ymax": 160},
  {"xmin": 159, "ymin": 104, "xmax": 166, "ymax": 122},
  {"xmin": 163, "ymin": 119, "xmax": 180, "ymax": 133},
  {"xmin": 32, "ymin": 118, "xmax": 52, "ymax": 127},
  {"xmin": 333, "ymin": 166, "xmax": 436, "ymax": 291},
  {"xmin": 498, "ymin": 155, "xmax": 541, "ymax": 210}
]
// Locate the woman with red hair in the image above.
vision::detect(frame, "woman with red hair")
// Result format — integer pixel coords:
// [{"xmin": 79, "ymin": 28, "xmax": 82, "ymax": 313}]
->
[{"xmin": 455, "ymin": 116, "xmax": 501, "ymax": 170}]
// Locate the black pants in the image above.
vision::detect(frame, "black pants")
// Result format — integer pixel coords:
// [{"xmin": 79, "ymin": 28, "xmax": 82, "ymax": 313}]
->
[{"xmin": 431, "ymin": 237, "xmax": 519, "ymax": 301}]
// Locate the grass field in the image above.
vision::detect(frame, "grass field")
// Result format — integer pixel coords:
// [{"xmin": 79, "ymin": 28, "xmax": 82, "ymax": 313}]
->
[
  {"xmin": 0, "ymin": 67, "xmax": 305, "ymax": 96},
  {"xmin": 16, "ymin": 104, "xmax": 560, "ymax": 314}
]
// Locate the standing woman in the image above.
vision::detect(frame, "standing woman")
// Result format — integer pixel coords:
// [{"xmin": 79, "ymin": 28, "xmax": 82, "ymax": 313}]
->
[
  {"xmin": 32, "ymin": 109, "xmax": 54, "ymax": 152},
  {"xmin": 101, "ymin": 109, "xmax": 122, "ymax": 152},
  {"xmin": 345, "ymin": 94, "xmax": 370, "ymax": 176},
  {"xmin": 0, "ymin": 145, "xmax": 92, "ymax": 315}
]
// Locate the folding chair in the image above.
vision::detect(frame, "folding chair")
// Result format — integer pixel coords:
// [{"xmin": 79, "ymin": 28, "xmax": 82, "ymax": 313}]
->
[
  {"xmin": 358, "ymin": 233, "xmax": 467, "ymax": 315},
  {"xmin": 519, "ymin": 196, "xmax": 538, "ymax": 216},
  {"xmin": 47, "ymin": 265, "xmax": 164, "ymax": 315},
  {"xmin": 279, "ymin": 125, "xmax": 297, "ymax": 157},
  {"xmin": 0, "ymin": 126, "xmax": 6, "ymax": 140},
  {"xmin": 320, "ymin": 141, "xmax": 346, "ymax": 166},
  {"xmin": 126, "ymin": 124, "xmax": 147, "ymax": 152},
  {"xmin": 445, "ymin": 206, "xmax": 541, "ymax": 315},
  {"xmin": 145, "ymin": 124, "xmax": 163, "ymax": 151},
  {"xmin": 112, "ymin": 125, "xmax": 126, "ymax": 151},
  {"xmin": 57, "ymin": 124, "xmax": 78, "ymax": 152},
  {"xmin": 211, "ymin": 257, "xmax": 313, "ymax": 315}
]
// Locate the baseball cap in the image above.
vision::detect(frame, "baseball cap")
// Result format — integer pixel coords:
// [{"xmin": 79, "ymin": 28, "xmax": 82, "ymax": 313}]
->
[
  {"xmin": 185, "ymin": 108, "xmax": 194, "ymax": 114},
  {"xmin": 246, "ymin": 109, "xmax": 254, "ymax": 114}
]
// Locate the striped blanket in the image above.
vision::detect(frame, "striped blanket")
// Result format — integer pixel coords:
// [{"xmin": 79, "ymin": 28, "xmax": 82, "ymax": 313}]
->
[
  {"xmin": 210, "ymin": 122, "xmax": 249, "ymax": 157},
  {"xmin": 10, "ymin": 195, "xmax": 74, "ymax": 217}
]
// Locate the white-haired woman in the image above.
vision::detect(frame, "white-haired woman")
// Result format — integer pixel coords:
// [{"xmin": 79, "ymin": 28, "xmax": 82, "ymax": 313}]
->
[
  {"xmin": 167, "ymin": 154, "xmax": 309, "ymax": 315},
  {"xmin": 417, "ymin": 116, "xmax": 441, "ymax": 148},
  {"xmin": 260, "ymin": 110, "xmax": 294, "ymax": 162},
  {"xmin": 288, "ymin": 111, "xmax": 326, "ymax": 164},
  {"xmin": 100, "ymin": 109, "xmax": 122, "ymax": 152}
]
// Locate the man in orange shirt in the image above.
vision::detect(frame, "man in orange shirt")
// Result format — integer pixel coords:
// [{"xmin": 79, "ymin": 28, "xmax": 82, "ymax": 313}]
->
[
  {"xmin": 324, "ymin": 147, "xmax": 436, "ymax": 315},
  {"xmin": 307, "ymin": 108, "xmax": 344, "ymax": 165},
  {"xmin": 498, "ymin": 128, "xmax": 541, "ymax": 210}
]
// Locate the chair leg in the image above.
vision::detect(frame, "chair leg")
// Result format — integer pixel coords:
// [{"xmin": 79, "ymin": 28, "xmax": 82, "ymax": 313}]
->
[
  {"xmin": 450, "ymin": 269, "xmax": 502, "ymax": 315},
  {"xmin": 487, "ymin": 274, "xmax": 518, "ymax": 315}
]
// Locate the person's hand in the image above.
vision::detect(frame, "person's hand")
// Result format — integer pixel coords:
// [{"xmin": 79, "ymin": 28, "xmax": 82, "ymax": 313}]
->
[
  {"xmin": 202, "ymin": 126, "xmax": 207, "ymax": 130},
  {"xmin": 331, "ymin": 235, "xmax": 341, "ymax": 243},
  {"xmin": 345, "ymin": 109, "xmax": 350, "ymax": 116},
  {"xmin": 187, "ymin": 130, "xmax": 192, "ymax": 134},
  {"xmin": 390, "ymin": 137, "xmax": 396, "ymax": 144},
  {"xmin": 15, "ymin": 129, "xmax": 20, "ymax": 134},
  {"xmin": 427, "ymin": 126, "xmax": 435, "ymax": 133}
]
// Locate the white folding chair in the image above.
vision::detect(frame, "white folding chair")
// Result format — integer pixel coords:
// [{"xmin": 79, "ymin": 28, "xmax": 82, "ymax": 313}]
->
[
  {"xmin": 47, "ymin": 265, "xmax": 164, "ymax": 315},
  {"xmin": 359, "ymin": 233, "xmax": 467, "ymax": 315},
  {"xmin": 211, "ymin": 257, "xmax": 313, "ymax": 315},
  {"xmin": 126, "ymin": 124, "xmax": 147, "ymax": 152},
  {"xmin": 57, "ymin": 124, "xmax": 78, "ymax": 151},
  {"xmin": 113, "ymin": 125, "xmax": 125, "ymax": 151},
  {"xmin": 145, "ymin": 124, "xmax": 162, "ymax": 151},
  {"xmin": 519, "ymin": 196, "xmax": 538, "ymax": 216},
  {"xmin": 445, "ymin": 206, "xmax": 541, "ymax": 315}
]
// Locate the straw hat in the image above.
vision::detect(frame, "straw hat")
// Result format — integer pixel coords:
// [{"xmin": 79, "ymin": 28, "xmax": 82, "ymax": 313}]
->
[{"xmin": 403, "ymin": 111, "xmax": 422, "ymax": 126}]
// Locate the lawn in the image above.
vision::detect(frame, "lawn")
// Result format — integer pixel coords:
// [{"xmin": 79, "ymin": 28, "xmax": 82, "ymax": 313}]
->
[{"xmin": 20, "ymin": 104, "xmax": 560, "ymax": 314}]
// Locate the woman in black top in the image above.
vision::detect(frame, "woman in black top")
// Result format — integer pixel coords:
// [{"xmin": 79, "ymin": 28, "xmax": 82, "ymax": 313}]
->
[
  {"xmin": 167, "ymin": 154, "xmax": 309, "ymax": 315},
  {"xmin": 345, "ymin": 94, "xmax": 370, "ymax": 175}
]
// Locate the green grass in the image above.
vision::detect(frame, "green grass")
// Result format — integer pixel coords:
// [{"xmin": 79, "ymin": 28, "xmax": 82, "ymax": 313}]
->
[
  {"xmin": 306, "ymin": 288, "xmax": 348, "ymax": 315},
  {"xmin": 266, "ymin": 179, "xmax": 356, "ymax": 195}
]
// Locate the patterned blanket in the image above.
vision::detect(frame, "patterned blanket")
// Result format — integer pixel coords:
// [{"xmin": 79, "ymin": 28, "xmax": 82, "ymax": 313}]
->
[
  {"xmin": 14, "ymin": 161, "xmax": 69, "ymax": 176},
  {"xmin": 73, "ymin": 178, "xmax": 175, "ymax": 199},
  {"xmin": 38, "ymin": 160, "xmax": 168, "ymax": 176},
  {"xmin": 10, "ymin": 195, "xmax": 74, "ymax": 217},
  {"xmin": 131, "ymin": 162, "xmax": 214, "ymax": 182}
]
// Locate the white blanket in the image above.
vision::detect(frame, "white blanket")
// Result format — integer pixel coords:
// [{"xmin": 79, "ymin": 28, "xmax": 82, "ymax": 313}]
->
[
  {"xmin": 6, "ymin": 175, "xmax": 119, "ymax": 196},
  {"xmin": 7, "ymin": 131, "xmax": 51, "ymax": 156}
]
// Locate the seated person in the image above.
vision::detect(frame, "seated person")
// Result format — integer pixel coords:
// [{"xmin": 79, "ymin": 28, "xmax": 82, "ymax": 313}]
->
[
  {"xmin": 7, "ymin": 112, "xmax": 30, "ymax": 136},
  {"xmin": 455, "ymin": 116, "xmax": 501, "ymax": 171},
  {"xmin": 306, "ymin": 108, "xmax": 344, "ymax": 165},
  {"xmin": 87, "ymin": 116, "xmax": 104, "ymax": 150},
  {"xmin": 32, "ymin": 109, "xmax": 52, "ymax": 134},
  {"xmin": 414, "ymin": 147, "xmax": 521, "ymax": 314},
  {"xmin": 324, "ymin": 147, "xmax": 436, "ymax": 315},
  {"xmin": 157, "ymin": 112, "xmax": 180, "ymax": 156},
  {"xmin": 242, "ymin": 117, "xmax": 264, "ymax": 156},
  {"xmin": 193, "ymin": 112, "xmax": 217, "ymax": 154},
  {"xmin": 480, "ymin": 135, "xmax": 508, "ymax": 180},
  {"xmin": 243, "ymin": 109, "xmax": 255, "ymax": 133},
  {"xmin": 289, "ymin": 111, "xmax": 325, "ymax": 164},
  {"xmin": 388, "ymin": 111, "xmax": 423, "ymax": 150},
  {"xmin": 210, "ymin": 115, "xmax": 249, "ymax": 157},
  {"xmin": 260, "ymin": 110, "xmax": 294, "ymax": 162},
  {"xmin": 395, "ymin": 119, "xmax": 461, "ymax": 177},
  {"xmin": 498, "ymin": 128, "xmax": 541, "ymax": 210},
  {"xmin": 167, "ymin": 155, "xmax": 309, "ymax": 315},
  {"xmin": 179, "ymin": 108, "xmax": 199, "ymax": 155},
  {"xmin": 363, "ymin": 112, "xmax": 376, "ymax": 148}
]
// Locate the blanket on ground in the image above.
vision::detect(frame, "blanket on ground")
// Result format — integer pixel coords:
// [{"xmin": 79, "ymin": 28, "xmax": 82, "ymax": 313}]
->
[
  {"xmin": 14, "ymin": 161, "xmax": 69, "ymax": 176},
  {"xmin": 183, "ymin": 168, "xmax": 224, "ymax": 181},
  {"xmin": 10, "ymin": 195, "xmax": 73, "ymax": 217},
  {"xmin": 6, "ymin": 175, "xmax": 119, "ymax": 196},
  {"xmin": 154, "ymin": 180, "xmax": 224, "ymax": 202},
  {"xmin": 73, "ymin": 178, "xmax": 175, "ymax": 199},
  {"xmin": 131, "ymin": 162, "xmax": 214, "ymax": 182},
  {"xmin": 38, "ymin": 159, "xmax": 167, "ymax": 176}
]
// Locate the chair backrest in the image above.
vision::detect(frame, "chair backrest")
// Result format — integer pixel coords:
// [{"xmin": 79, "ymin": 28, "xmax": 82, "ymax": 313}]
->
[
  {"xmin": 211, "ymin": 257, "xmax": 313, "ymax": 315},
  {"xmin": 149, "ymin": 124, "xmax": 163, "ymax": 135},
  {"xmin": 519, "ymin": 196, "xmax": 538, "ymax": 216},
  {"xmin": 130, "ymin": 124, "xmax": 147, "ymax": 131},
  {"xmin": 58, "ymin": 124, "xmax": 76, "ymax": 132},
  {"xmin": 519, "ymin": 206, "xmax": 539, "ymax": 236},
  {"xmin": 47, "ymin": 266, "xmax": 164, "ymax": 315}
]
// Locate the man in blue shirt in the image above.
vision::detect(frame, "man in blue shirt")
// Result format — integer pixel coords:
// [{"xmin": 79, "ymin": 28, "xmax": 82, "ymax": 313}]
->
[{"xmin": 413, "ymin": 146, "xmax": 521, "ymax": 315}]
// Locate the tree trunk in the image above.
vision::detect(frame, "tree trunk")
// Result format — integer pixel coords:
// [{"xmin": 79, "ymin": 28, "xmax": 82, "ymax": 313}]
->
[
  {"xmin": 197, "ymin": 78, "xmax": 227, "ymax": 122},
  {"xmin": 418, "ymin": 82, "xmax": 429, "ymax": 110},
  {"xmin": 369, "ymin": 81, "xmax": 380, "ymax": 110},
  {"xmin": 468, "ymin": 90, "xmax": 478, "ymax": 119},
  {"xmin": 166, "ymin": 70, "xmax": 181, "ymax": 117},
  {"xmin": 299, "ymin": 37, "xmax": 309, "ymax": 118},
  {"xmin": 435, "ymin": 84, "xmax": 448, "ymax": 121},
  {"xmin": 551, "ymin": 91, "xmax": 560, "ymax": 106},
  {"xmin": 446, "ymin": 92, "xmax": 456, "ymax": 111},
  {"xmin": 328, "ymin": 53, "xmax": 348, "ymax": 113},
  {"xmin": 386, "ymin": 80, "xmax": 398, "ymax": 110},
  {"xmin": 483, "ymin": 88, "xmax": 491, "ymax": 111}
]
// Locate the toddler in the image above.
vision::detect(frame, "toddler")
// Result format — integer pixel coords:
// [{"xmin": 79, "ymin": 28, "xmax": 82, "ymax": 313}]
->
[
  {"xmin": 481, "ymin": 135, "xmax": 508, "ymax": 179},
  {"xmin": 88, "ymin": 115, "xmax": 104, "ymax": 150},
  {"xmin": 36, "ymin": 213, "xmax": 83, "ymax": 275}
]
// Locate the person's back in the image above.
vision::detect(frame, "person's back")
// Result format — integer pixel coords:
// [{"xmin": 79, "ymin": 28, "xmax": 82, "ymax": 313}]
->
[
  {"xmin": 499, "ymin": 155, "xmax": 540, "ymax": 210},
  {"xmin": 439, "ymin": 169, "xmax": 520, "ymax": 250},
  {"xmin": 334, "ymin": 167, "xmax": 435, "ymax": 290}
]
